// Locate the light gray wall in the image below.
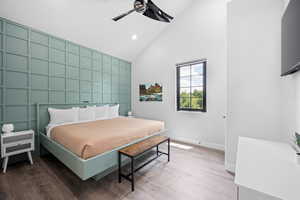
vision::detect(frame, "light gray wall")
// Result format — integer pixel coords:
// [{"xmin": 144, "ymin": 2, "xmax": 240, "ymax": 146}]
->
[
  {"xmin": 281, "ymin": 72, "xmax": 300, "ymax": 141},
  {"xmin": 283, "ymin": 0, "xmax": 290, "ymax": 10},
  {"xmin": 280, "ymin": 0, "xmax": 300, "ymax": 142},
  {"xmin": 280, "ymin": 76, "xmax": 296, "ymax": 141},
  {"xmin": 226, "ymin": 0, "xmax": 285, "ymax": 171},
  {"xmin": 132, "ymin": 0, "xmax": 227, "ymax": 150},
  {"xmin": 294, "ymin": 74, "xmax": 300, "ymax": 133}
]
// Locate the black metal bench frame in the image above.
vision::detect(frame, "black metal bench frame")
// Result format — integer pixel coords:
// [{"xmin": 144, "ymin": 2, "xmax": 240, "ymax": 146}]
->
[{"xmin": 118, "ymin": 138, "xmax": 170, "ymax": 192}]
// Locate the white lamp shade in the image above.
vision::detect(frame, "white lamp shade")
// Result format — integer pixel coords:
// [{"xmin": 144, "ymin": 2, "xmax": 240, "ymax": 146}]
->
[{"xmin": 2, "ymin": 124, "xmax": 14, "ymax": 133}]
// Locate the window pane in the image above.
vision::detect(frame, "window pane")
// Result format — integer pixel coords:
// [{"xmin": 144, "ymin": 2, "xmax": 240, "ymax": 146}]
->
[
  {"xmin": 180, "ymin": 98, "xmax": 190, "ymax": 109},
  {"xmin": 180, "ymin": 66, "xmax": 190, "ymax": 77},
  {"xmin": 191, "ymin": 87, "xmax": 203, "ymax": 98},
  {"xmin": 177, "ymin": 61, "xmax": 206, "ymax": 112},
  {"xmin": 180, "ymin": 88, "xmax": 190, "ymax": 98},
  {"xmin": 180, "ymin": 76, "xmax": 190, "ymax": 87},
  {"xmin": 191, "ymin": 98, "xmax": 203, "ymax": 109},
  {"xmin": 191, "ymin": 75, "xmax": 203, "ymax": 86},
  {"xmin": 191, "ymin": 64, "xmax": 203, "ymax": 76}
]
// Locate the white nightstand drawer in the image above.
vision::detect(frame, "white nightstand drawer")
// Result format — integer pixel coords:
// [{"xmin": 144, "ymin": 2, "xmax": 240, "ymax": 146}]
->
[
  {"xmin": 3, "ymin": 134, "xmax": 33, "ymax": 144},
  {"xmin": 3, "ymin": 140, "xmax": 33, "ymax": 156},
  {"xmin": 6, "ymin": 143, "xmax": 32, "ymax": 154},
  {"xmin": 3, "ymin": 139, "xmax": 33, "ymax": 148}
]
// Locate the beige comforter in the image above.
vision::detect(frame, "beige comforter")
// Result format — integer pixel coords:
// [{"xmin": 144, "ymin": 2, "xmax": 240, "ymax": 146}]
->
[{"xmin": 50, "ymin": 117, "xmax": 164, "ymax": 159}]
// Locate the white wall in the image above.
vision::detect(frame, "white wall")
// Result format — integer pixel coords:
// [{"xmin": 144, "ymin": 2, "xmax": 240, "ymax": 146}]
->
[
  {"xmin": 294, "ymin": 74, "xmax": 300, "ymax": 133},
  {"xmin": 280, "ymin": 0, "xmax": 300, "ymax": 143},
  {"xmin": 226, "ymin": 0, "xmax": 284, "ymax": 171},
  {"xmin": 280, "ymin": 75, "xmax": 296, "ymax": 141},
  {"xmin": 281, "ymin": 72, "xmax": 300, "ymax": 140},
  {"xmin": 132, "ymin": 0, "xmax": 227, "ymax": 150},
  {"xmin": 283, "ymin": 0, "xmax": 290, "ymax": 10}
]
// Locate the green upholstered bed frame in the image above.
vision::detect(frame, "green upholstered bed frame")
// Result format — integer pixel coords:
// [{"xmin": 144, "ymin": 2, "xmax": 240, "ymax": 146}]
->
[
  {"xmin": 0, "ymin": 16, "xmax": 132, "ymax": 136},
  {"xmin": 36, "ymin": 103, "xmax": 167, "ymax": 181},
  {"xmin": 0, "ymin": 17, "xmax": 148, "ymax": 179}
]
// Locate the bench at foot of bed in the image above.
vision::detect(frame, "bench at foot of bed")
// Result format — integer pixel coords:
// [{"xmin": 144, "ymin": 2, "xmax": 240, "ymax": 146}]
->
[{"xmin": 118, "ymin": 136, "xmax": 170, "ymax": 192}]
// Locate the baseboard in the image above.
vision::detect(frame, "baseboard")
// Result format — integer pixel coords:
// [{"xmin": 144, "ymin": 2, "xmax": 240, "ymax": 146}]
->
[
  {"xmin": 225, "ymin": 161, "xmax": 236, "ymax": 173},
  {"xmin": 201, "ymin": 142, "xmax": 225, "ymax": 151},
  {"xmin": 170, "ymin": 136, "xmax": 225, "ymax": 152}
]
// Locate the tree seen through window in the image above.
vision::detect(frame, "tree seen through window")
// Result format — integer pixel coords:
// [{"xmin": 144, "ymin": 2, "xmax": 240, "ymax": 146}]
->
[{"xmin": 176, "ymin": 60, "xmax": 206, "ymax": 112}]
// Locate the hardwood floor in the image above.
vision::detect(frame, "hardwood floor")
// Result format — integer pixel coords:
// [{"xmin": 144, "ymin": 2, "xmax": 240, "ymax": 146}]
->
[{"xmin": 0, "ymin": 143, "xmax": 236, "ymax": 200}]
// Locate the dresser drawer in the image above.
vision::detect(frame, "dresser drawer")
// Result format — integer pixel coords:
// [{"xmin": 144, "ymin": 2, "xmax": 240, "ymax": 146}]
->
[
  {"xmin": 6, "ymin": 143, "xmax": 32, "ymax": 154},
  {"xmin": 3, "ymin": 134, "xmax": 33, "ymax": 144}
]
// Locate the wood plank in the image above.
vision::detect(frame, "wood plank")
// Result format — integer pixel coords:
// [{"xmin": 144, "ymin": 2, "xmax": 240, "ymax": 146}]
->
[
  {"xmin": 119, "ymin": 136, "xmax": 168, "ymax": 157},
  {"xmin": 0, "ymin": 141, "xmax": 236, "ymax": 200}
]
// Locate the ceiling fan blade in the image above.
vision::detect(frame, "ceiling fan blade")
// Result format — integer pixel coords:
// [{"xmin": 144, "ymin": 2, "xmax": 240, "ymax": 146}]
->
[
  {"xmin": 143, "ymin": 0, "xmax": 174, "ymax": 22},
  {"xmin": 148, "ymin": 0, "xmax": 174, "ymax": 20},
  {"xmin": 143, "ymin": 10, "xmax": 170, "ymax": 22},
  {"xmin": 161, "ymin": 10, "xmax": 174, "ymax": 20},
  {"xmin": 112, "ymin": 9, "xmax": 136, "ymax": 21}
]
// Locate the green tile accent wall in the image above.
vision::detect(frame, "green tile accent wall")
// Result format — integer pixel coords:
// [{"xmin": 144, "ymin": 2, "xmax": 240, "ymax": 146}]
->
[{"xmin": 0, "ymin": 17, "xmax": 132, "ymax": 132}]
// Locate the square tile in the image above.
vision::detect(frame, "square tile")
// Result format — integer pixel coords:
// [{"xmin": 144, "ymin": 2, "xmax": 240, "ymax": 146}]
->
[
  {"xmin": 6, "ymin": 36, "xmax": 28, "ymax": 55},
  {"xmin": 31, "ymin": 31, "xmax": 49, "ymax": 46},
  {"xmin": 6, "ymin": 22, "xmax": 28, "ymax": 40}
]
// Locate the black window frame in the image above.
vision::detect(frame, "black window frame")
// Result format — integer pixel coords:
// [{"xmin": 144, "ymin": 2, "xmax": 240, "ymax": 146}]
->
[{"xmin": 176, "ymin": 59, "xmax": 207, "ymax": 112}]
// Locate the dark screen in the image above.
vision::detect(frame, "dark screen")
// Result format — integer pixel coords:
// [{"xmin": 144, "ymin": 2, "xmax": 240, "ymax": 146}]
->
[{"xmin": 282, "ymin": 0, "xmax": 300, "ymax": 76}]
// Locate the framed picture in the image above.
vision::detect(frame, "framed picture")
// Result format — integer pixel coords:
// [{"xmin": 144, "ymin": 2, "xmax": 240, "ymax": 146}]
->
[{"xmin": 139, "ymin": 83, "xmax": 162, "ymax": 102}]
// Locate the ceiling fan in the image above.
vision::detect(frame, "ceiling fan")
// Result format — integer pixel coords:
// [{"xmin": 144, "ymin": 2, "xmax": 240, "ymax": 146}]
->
[{"xmin": 112, "ymin": 0, "xmax": 174, "ymax": 23}]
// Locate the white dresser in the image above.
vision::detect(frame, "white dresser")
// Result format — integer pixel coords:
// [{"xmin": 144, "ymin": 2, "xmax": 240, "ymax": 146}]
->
[
  {"xmin": 1, "ymin": 130, "xmax": 34, "ymax": 173},
  {"xmin": 235, "ymin": 137, "xmax": 300, "ymax": 200}
]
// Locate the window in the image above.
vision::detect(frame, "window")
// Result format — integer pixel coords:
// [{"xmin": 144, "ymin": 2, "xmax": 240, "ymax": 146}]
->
[{"xmin": 176, "ymin": 60, "xmax": 206, "ymax": 112}]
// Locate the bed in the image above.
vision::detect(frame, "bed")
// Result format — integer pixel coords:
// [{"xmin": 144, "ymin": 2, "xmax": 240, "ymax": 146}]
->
[{"xmin": 36, "ymin": 103, "xmax": 167, "ymax": 181}]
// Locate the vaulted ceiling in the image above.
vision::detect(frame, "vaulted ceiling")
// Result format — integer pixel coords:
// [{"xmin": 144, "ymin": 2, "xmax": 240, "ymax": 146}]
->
[{"xmin": 0, "ymin": 0, "xmax": 194, "ymax": 61}]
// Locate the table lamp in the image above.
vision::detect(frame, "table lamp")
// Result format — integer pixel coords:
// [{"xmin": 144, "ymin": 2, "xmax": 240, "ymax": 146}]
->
[{"xmin": 2, "ymin": 124, "xmax": 14, "ymax": 134}]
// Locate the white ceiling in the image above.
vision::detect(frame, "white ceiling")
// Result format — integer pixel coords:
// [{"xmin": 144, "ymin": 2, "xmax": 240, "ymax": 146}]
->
[{"xmin": 0, "ymin": 0, "xmax": 194, "ymax": 61}]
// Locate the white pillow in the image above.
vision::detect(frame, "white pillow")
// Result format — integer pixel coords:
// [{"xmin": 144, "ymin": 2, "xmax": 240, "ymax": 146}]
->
[
  {"xmin": 108, "ymin": 104, "xmax": 119, "ymax": 119},
  {"xmin": 78, "ymin": 107, "xmax": 95, "ymax": 121},
  {"xmin": 89, "ymin": 105, "xmax": 109, "ymax": 120},
  {"xmin": 48, "ymin": 107, "xmax": 78, "ymax": 125}
]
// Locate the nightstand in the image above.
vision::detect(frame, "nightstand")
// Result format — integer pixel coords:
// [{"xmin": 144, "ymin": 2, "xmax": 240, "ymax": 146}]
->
[{"xmin": 1, "ymin": 130, "xmax": 35, "ymax": 173}]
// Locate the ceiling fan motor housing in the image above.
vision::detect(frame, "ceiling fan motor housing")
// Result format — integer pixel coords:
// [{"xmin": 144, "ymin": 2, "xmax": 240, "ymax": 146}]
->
[
  {"xmin": 113, "ymin": 0, "xmax": 173, "ymax": 23},
  {"xmin": 134, "ymin": 0, "xmax": 147, "ymax": 13}
]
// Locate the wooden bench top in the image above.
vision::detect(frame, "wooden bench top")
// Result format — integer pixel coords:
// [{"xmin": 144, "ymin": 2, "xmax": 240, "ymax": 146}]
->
[{"xmin": 119, "ymin": 135, "xmax": 169, "ymax": 157}]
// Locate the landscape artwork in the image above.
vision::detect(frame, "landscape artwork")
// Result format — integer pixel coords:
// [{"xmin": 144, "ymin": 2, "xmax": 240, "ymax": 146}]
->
[{"xmin": 139, "ymin": 83, "xmax": 163, "ymax": 102}]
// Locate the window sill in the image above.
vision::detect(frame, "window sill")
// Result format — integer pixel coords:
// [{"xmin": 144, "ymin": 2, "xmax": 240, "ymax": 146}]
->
[{"xmin": 177, "ymin": 110, "xmax": 207, "ymax": 113}]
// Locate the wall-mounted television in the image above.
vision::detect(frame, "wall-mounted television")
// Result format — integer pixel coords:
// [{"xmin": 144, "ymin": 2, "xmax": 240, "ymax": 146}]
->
[{"xmin": 281, "ymin": 0, "xmax": 300, "ymax": 76}]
